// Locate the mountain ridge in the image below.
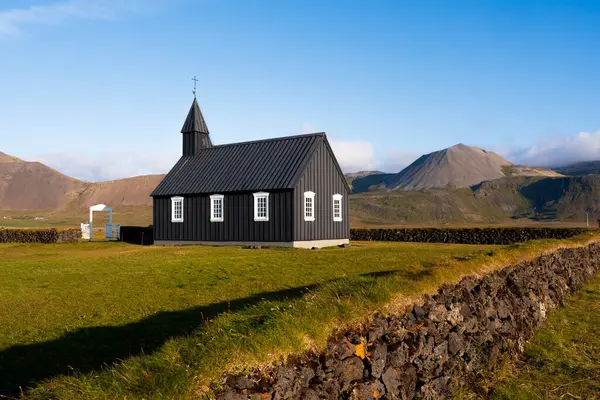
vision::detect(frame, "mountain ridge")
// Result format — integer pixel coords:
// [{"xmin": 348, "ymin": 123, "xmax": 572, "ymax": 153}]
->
[
  {"xmin": 351, "ymin": 143, "xmax": 562, "ymax": 193},
  {"xmin": 553, "ymin": 160, "xmax": 600, "ymax": 176},
  {"xmin": 389, "ymin": 143, "xmax": 512, "ymax": 190},
  {"xmin": 0, "ymin": 151, "xmax": 164, "ymax": 211},
  {"xmin": 350, "ymin": 174, "xmax": 600, "ymax": 226},
  {"xmin": 0, "ymin": 152, "xmax": 25, "ymax": 164},
  {"xmin": 1, "ymin": 149, "xmax": 599, "ymax": 228}
]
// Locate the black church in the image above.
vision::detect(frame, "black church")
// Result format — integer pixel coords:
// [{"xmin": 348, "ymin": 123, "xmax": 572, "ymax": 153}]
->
[{"xmin": 151, "ymin": 96, "xmax": 351, "ymax": 248}]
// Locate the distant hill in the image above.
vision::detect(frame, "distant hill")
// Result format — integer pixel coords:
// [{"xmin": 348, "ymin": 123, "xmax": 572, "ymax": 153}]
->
[
  {"xmin": 350, "ymin": 175, "xmax": 600, "ymax": 226},
  {"xmin": 344, "ymin": 170, "xmax": 384, "ymax": 188},
  {"xmin": 0, "ymin": 151, "xmax": 164, "ymax": 212},
  {"xmin": 501, "ymin": 165, "xmax": 564, "ymax": 178},
  {"xmin": 0, "ymin": 152, "xmax": 25, "ymax": 164},
  {"xmin": 72, "ymin": 175, "xmax": 165, "ymax": 209},
  {"xmin": 390, "ymin": 143, "xmax": 512, "ymax": 190},
  {"xmin": 0, "ymin": 152, "xmax": 82, "ymax": 210},
  {"xmin": 352, "ymin": 144, "xmax": 562, "ymax": 193},
  {"xmin": 554, "ymin": 161, "xmax": 600, "ymax": 176},
  {"xmin": 2, "ymin": 150, "xmax": 595, "ymax": 228}
]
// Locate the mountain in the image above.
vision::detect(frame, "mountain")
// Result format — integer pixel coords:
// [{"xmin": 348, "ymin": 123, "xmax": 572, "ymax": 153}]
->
[
  {"xmin": 0, "ymin": 153, "xmax": 82, "ymax": 210},
  {"xmin": 350, "ymin": 175, "xmax": 600, "ymax": 226},
  {"xmin": 391, "ymin": 143, "xmax": 512, "ymax": 190},
  {"xmin": 2, "ymin": 150, "xmax": 595, "ymax": 228},
  {"xmin": 352, "ymin": 144, "xmax": 562, "ymax": 193},
  {"xmin": 0, "ymin": 152, "xmax": 24, "ymax": 164},
  {"xmin": 72, "ymin": 175, "xmax": 165, "ymax": 209},
  {"xmin": 554, "ymin": 161, "xmax": 600, "ymax": 176},
  {"xmin": 344, "ymin": 170, "xmax": 384, "ymax": 188},
  {"xmin": 0, "ymin": 152, "xmax": 163, "ymax": 211}
]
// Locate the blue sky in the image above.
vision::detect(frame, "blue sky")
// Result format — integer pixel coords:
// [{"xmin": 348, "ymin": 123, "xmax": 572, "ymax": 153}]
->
[{"xmin": 1, "ymin": 0, "xmax": 600, "ymax": 181}]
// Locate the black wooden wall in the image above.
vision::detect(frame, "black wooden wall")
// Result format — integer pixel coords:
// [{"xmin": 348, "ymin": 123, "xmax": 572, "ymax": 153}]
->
[
  {"xmin": 153, "ymin": 190, "xmax": 294, "ymax": 242},
  {"xmin": 293, "ymin": 141, "xmax": 350, "ymax": 241}
]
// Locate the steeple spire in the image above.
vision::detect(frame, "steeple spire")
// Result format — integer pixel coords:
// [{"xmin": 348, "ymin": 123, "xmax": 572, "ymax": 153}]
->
[
  {"xmin": 181, "ymin": 98, "xmax": 210, "ymax": 135},
  {"xmin": 181, "ymin": 94, "xmax": 212, "ymax": 156}
]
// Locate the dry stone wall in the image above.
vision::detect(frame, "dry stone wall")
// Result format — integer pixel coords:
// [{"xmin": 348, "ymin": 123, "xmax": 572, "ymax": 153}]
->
[
  {"xmin": 216, "ymin": 242, "xmax": 600, "ymax": 400},
  {"xmin": 350, "ymin": 227, "xmax": 590, "ymax": 245},
  {"xmin": 0, "ymin": 228, "xmax": 80, "ymax": 243},
  {"xmin": 57, "ymin": 229, "xmax": 81, "ymax": 243}
]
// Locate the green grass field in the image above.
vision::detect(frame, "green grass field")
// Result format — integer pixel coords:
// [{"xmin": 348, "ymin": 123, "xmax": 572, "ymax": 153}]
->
[
  {"xmin": 0, "ymin": 235, "xmax": 596, "ymax": 399},
  {"xmin": 488, "ymin": 272, "xmax": 600, "ymax": 400},
  {"xmin": 0, "ymin": 206, "xmax": 153, "ymax": 229}
]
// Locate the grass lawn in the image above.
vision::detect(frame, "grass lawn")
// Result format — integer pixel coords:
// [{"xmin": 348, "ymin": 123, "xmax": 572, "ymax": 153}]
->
[
  {"xmin": 487, "ymin": 272, "xmax": 600, "ymax": 400},
  {"xmin": 0, "ymin": 206, "xmax": 153, "ymax": 229},
  {"xmin": 0, "ymin": 235, "xmax": 596, "ymax": 399}
]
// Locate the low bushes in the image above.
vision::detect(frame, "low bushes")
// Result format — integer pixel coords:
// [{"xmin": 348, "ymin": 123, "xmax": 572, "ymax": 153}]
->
[
  {"xmin": 350, "ymin": 227, "xmax": 590, "ymax": 244},
  {"xmin": 0, "ymin": 228, "xmax": 80, "ymax": 244}
]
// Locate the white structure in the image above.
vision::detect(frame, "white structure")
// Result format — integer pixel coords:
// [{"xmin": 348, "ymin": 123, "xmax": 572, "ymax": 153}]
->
[
  {"xmin": 81, "ymin": 223, "xmax": 91, "ymax": 240},
  {"xmin": 87, "ymin": 204, "xmax": 121, "ymax": 241}
]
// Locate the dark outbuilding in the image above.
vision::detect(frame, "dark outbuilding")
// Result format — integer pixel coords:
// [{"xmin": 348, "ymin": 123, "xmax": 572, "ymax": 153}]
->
[{"xmin": 151, "ymin": 97, "xmax": 350, "ymax": 248}]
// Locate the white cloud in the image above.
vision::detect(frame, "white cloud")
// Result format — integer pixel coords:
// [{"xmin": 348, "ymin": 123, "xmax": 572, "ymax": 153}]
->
[
  {"xmin": 508, "ymin": 129, "xmax": 600, "ymax": 167},
  {"xmin": 0, "ymin": 0, "xmax": 148, "ymax": 36},
  {"xmin": 34, "ymin": 151, "xmax": 179, "ymax": 182},
  {"xmin": 38, "ymin": 141, "xmax": 379, "ymax": 180},
  {"xmin": 40, "ymin": 123, "xmax": 420, "ymax": 181},
  {"xmin": 328, "ymin": 139, "xmax": 378, "ymax": 172},
  {"xmin": 297, "ymin": 123, "xmax": 420, "ymax": 173},
  {"xmin": 297, "ymin": 123, "xmax": 379, "ymax": 172}
]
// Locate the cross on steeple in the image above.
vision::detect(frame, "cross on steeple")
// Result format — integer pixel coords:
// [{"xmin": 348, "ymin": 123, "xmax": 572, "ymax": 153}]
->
[{"xmin": 192, "ymin": 76, "xmax": 198, "ymax": 97}]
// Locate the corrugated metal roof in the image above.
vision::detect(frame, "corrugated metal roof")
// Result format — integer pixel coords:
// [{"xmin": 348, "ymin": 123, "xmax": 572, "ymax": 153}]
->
[
  {"xmin": 151, "ymin": 133, "xmax": 325, "ymax": 196},
  {"xmin": 181, "ymin": 97, "xmax": 210, "ymax": 135}
]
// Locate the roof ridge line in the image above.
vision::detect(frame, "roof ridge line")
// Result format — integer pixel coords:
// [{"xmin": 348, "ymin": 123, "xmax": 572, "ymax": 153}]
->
[{"xmin": 194, "ymin": 132, "xmax": 326, "ymax": 152}]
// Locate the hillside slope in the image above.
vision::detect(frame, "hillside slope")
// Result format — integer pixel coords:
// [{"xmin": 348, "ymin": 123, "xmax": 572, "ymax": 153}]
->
[
  {"xmin": 0, "ymin": 153, "xmax": 82, "ymax": 210},
  {"xmin": 73, "ymin": 175, "xmax": 164, "ymax": 208},
  {"xmin": 391, "ymin": 143, "xmax": 511, "ymax": 190},
  {"xmin": 2, "ymin": 151, "xmax": 598, "ymax": 227},
  {"xmin": 344, "ymin": 170, "xmax": 383, "ymax": 187},
  {"xmin": 350, "ymin": 175, "xmax": 600, "ymax": 226},
  {"xmin": 0, "ymin": 152, "xmax": 163, "ymax": 211},
  {"xmin": 554, "ymin": 160, "xmax": 600, "ymax": 176},
  {"xmin": 352, "ymin": 144, "xmax": 561, "ymax": 193}
]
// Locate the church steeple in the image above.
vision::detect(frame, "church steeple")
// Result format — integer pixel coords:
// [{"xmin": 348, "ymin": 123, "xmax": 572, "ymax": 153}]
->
[{"xmin": 182, "ymin": 96, "xmax": 212, "ymax": 156}]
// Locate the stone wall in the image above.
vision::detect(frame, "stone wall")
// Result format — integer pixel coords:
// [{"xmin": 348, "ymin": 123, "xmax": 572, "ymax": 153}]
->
[
  {"xmin": 217, "ymin": 241, "xmax": 600, "ymax": 399},
  {"xmin": 350, "ymin": 227, "xmax": 590, "ymax": 245},
  {"xmin": 57, "ymin": 229, "xmax": 81, "ymax": 243},
  {"xmin": 0, "ymin": 228, "xmax": 80, "ymax": 244}
]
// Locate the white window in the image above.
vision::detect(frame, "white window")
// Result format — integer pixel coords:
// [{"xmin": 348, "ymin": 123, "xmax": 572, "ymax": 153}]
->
[
  {"xmin": 333, "ymin": 194, "xmax": 343, "ymax": 222},
  {"xmin": 253, "ymin": 192, "xmax": 269, "ymax": 221},
  {"xmin": 304, "ymin": 191, "xmax": 315, "ymax": 221},
  {"xmin": 171, "ymin": 196, "xmax": 184, "ymax": 223},
  {"xmin": 210, "ymin": 194, "xmax": 224, "ymax": 222}
]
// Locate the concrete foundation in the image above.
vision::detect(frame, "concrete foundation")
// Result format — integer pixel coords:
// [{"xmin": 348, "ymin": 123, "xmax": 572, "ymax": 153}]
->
[{"xmin": 154, "ymin": 238, "xmax": 349, "ymax": 249}]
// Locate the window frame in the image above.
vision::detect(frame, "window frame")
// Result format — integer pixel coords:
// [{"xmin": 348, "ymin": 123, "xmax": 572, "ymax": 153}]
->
[
  {"xmin": 210, "ymin": 194, "xmax": 224, "ymax": 222},
  {"xmin": 304, "ymin": 191, "xmax": 316, "ymax": 222},
  {"xmin": 253, "ymin": 192, "xmax": 270, "ymax": 222},
  {"xmin": 332, "ymin": 193, "xmax": 343, "ymax": 222},
  {"xmin": 171, "ymin": 196, "xmax": 184, "ymax": 223}
]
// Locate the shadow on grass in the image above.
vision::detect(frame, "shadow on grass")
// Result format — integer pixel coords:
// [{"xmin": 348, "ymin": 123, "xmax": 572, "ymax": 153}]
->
[{"xmin": 0, "ymin": 269, "xmax": 428, "ymax": 395}]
